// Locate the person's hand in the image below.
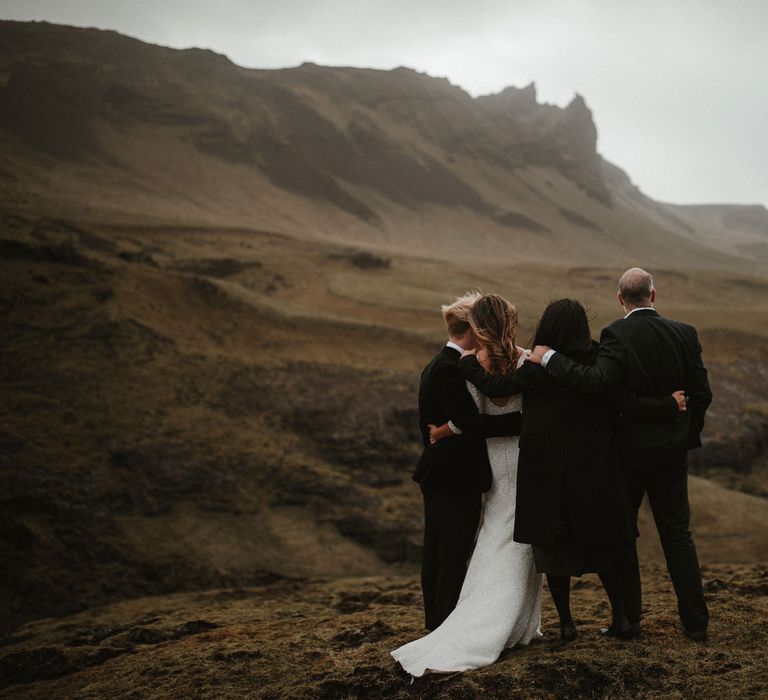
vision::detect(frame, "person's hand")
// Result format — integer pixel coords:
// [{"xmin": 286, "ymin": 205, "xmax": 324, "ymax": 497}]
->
[
  {"xmin": 672, "ymin": 390, "xmax": 687, "ymax": 413},
  {"xmin": 429, "ymin": 422, "xmax": 455, "ymax": 444},
  {"xmin": 461, "ymin": 348, "xmax": 478, "ymax": 359},
  {"xmin": 528, "ymin": 345, "xmax": 552, "ymax": 364}
]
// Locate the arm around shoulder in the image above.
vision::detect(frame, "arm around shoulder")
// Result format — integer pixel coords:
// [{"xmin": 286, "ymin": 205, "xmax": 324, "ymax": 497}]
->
[
  {"xmin": 546, "ymin": 326, "xmax": 626, "ymax": 394},
  {"xmin": 458, "ymin": 355, "xmax": 527, "ymax": 398}
]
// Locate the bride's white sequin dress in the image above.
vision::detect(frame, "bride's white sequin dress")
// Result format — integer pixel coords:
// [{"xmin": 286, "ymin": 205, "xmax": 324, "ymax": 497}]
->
[{"xmin": 392, "ymin": 363, "xmax": 543, "ymax": 675}]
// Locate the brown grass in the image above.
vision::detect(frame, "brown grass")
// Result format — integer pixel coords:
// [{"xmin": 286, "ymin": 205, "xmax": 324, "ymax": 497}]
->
[
  {"xmin": 1, "ymin": 215, "xmax": 767, "ymax": 697},
  {"xmin": 1, "ymin": 564, "xmax": 766, "ymax": 699}
]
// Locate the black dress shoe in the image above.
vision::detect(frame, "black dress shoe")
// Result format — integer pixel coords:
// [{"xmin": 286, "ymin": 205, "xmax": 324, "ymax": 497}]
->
[
  {"xmin": 685, "ymin": 628, "xmax": 707, "ymax": 643},
  {"xmin": 629, "ymin": 622, "xmax": 641, "ymax": 638},
  {"xmin": 600, "ymin": 619, "xmax": 634, "ymax": 640},
  {"xmin": 560, "ymin": 620, "xmax": 577, "ymax": 642}
]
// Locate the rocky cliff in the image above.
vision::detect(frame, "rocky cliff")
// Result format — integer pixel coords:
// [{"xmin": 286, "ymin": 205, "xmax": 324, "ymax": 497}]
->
[{"xmin": 2, "ymin": 20, "xmax": 766, "ymax": 266}]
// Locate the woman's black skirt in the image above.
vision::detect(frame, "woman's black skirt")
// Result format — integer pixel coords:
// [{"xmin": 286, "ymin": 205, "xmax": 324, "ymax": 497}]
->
[{"xmin": 532, "ymin": 506, "xmax": 633, "ymax": 576}]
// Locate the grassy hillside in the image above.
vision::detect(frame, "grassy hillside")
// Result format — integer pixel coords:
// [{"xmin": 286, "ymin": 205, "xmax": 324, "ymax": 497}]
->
[{"xmin": 2, "ymin": 213, "xmax": 767, "ymax": 643}]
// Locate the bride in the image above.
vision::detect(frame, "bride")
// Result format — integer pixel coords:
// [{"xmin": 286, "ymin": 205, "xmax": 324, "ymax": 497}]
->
[{"xmin": 391, "ymin": 294, "xmax": 542, "ymax": 676}]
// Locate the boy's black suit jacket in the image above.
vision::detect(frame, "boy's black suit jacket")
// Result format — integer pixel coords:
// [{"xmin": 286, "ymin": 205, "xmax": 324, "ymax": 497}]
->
[{"xmin": 413, "ymin": 346, "xmax": 522, "ymax": 494}]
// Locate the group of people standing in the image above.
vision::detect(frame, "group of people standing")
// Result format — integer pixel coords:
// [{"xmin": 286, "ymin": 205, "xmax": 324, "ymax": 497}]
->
[{"xmin": 391, "ymin": 267, "xmax": 713, "ymax": 676}]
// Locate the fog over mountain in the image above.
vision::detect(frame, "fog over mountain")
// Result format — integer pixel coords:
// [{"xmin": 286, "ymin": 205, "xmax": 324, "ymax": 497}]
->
[
  {"xmin": 2, "ymin": 0, "xmax": 767, "ymax": 207},
  {"xmin": 1, "ymin": 21, "xmax": 767, "ymax": 269}
]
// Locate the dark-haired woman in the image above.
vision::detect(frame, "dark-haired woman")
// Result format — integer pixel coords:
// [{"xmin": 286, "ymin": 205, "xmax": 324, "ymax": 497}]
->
[{"xmin": 440, "ymin": 298, "xmax": 683, "ymax": 641}]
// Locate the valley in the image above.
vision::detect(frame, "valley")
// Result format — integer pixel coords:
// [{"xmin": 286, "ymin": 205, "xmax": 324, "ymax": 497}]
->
[{"xmin": 1, "ymin": 19, "xmax": 767, "ymax": 698}]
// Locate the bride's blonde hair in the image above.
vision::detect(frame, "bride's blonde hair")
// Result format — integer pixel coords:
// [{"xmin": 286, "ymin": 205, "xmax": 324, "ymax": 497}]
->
[{"xmin": 468, "ymin": 294, "xmax": 519, "ymax": 375}]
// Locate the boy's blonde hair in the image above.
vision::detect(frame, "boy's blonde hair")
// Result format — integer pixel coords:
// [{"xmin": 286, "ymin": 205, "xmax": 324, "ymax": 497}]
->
[{"xmin": 442, "ymin": 290, "xmax": 481, "ymax": 338}]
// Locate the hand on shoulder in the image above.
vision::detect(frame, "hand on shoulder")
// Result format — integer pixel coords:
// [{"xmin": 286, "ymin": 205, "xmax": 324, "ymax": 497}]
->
[{"xmin": 528, "ymin": 345, "xmax": 552, "ymax": 365}]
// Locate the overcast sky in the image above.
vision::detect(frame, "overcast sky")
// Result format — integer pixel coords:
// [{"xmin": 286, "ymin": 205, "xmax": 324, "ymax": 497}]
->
[{"xmin": 3, "ymin": 0, "xmax": 767, "ymax": 206}]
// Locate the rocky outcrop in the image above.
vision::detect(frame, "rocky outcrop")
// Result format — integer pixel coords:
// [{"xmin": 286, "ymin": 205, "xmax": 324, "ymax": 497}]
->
[
  {"xmin": 691, "ymin": 330, "xmax": 768, "ymax": 495},
  {"xmin": 0, "ymin": 20, "xmax": 611, "ymax": 221}
]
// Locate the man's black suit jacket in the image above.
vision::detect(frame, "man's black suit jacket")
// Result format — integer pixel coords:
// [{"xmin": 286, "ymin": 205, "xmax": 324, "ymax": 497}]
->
[
  {"xmin": 545, "ymin": 309, "xmax": 712, "ymax": 451},
  {"xmin": 413, "ymin": 346, "xmax": 522, "ymax": 494}
]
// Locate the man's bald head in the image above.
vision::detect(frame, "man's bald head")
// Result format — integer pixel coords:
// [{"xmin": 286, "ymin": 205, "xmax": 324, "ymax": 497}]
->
[{"xmin": 618, "ymin": 268, "xmax": 655, "ymax": 307}]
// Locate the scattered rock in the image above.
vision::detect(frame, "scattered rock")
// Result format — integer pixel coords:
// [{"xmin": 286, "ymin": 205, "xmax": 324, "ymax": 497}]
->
[
  {"xmin": 332, "ymin": 620, "xmax": 395, "ymax": 647},
  {"xmin": 175, "ymin": 258, "xmax": 261, "ymax": 277},
  {"xmin": 118, "ymin": 249, "xmax": 158, "ymax": 266},
  {"xmin": 127, "ymin": 627, "xmax": 168, "ymax": 645},
  {"xmin": 0, "ymin": 239, "xmax": 98, "ymax": 268},
  {"xmin": 210, "ymin": 650, "xmax": 263, "ymax": 663},
  {"xmin": 349, "ymin": 251, "xmax": 391, "ymax": 270},
  {"xmin": 176, "ymin": 620, "xmax": 219, "ymax": 636},
  {"xmin": 705, "ymin": 578, "xmax": 728, "ymax": 592},
  {"xmin": 65, "ymin": 625, "xmax": 126, "ymax": 647}
]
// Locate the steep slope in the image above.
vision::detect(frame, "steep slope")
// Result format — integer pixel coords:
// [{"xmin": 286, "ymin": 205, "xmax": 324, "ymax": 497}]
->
[
  {"xmin": 665, "ymin": 203, "xmax": 768, "ymax": 262},
  {"xmin": 0, "ymin": 20, "xmax": 762, "ymax": 268}
]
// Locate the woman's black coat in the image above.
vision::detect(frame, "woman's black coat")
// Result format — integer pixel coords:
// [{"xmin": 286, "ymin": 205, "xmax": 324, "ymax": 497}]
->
[{"xmin": 460, "ymin": 344, "xmax": 675, "ymax": 548}]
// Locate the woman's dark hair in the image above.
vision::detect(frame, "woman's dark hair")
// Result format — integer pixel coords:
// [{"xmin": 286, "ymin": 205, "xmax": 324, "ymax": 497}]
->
[{"xmin": 532, "ymin": 298, "xmax": 592, "ymax": 357}]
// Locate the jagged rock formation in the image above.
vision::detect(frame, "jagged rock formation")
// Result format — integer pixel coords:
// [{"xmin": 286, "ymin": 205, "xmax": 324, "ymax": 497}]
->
[
  {"xmin": 0, "ymin": 21, "xmax": 608, "ymax": 220},
  {"xmin": 1, "ymin": 20, "xmax": 766, "ymax": 267}
]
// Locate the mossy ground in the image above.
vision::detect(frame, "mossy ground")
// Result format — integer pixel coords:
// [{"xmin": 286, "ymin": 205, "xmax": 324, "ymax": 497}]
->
[
  {"xmin": 2, "ymin": 218, "xmax": 768, "ymax": 697},
  {"xmin": 1, "ymin": 564, "xmax": 766, "ymax": 699}
]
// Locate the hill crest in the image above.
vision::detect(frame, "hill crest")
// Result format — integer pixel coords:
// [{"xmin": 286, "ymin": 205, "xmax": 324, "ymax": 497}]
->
[{"xmin": 2, "ymin": 20, "xmax": 766, "ymax": 267}]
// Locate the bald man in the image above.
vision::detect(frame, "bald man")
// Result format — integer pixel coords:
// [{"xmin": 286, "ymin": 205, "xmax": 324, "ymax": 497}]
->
[{"xmin": 530, "ymin": 267, "xmax": 712, "ymax": 642}]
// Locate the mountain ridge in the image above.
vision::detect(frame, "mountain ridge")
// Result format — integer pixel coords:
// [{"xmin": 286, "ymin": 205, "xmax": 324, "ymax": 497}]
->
[{"xmin": 1, "ymin": 19, "xmax": 766, "ymax": 269}]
